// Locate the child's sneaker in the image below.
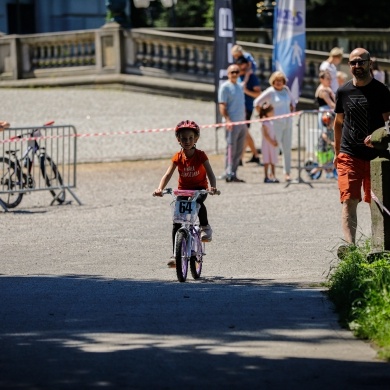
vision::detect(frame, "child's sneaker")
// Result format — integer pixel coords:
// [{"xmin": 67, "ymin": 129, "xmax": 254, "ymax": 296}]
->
[{"xmin": 200, "ymin": 225, "xmax": 213, "ymax": 242}]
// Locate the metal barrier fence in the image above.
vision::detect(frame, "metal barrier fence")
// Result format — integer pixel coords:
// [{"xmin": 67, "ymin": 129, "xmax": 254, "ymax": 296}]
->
[
  {"xmin": 287, "ymin": 110, "xmax": 336, "ymax": 188},
  {"xmin": 0, "ymin": 124, "xmax": 81, "ymax": 211}
]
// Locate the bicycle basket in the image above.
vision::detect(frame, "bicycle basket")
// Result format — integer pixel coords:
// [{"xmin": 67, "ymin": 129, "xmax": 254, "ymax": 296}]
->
[{"xmin": 171, "ymin": 199, "xmax": 200, "ymax": 224}]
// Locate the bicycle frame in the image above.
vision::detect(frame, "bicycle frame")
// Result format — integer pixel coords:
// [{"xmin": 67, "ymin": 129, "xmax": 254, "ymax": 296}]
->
[
  {"xmin": 171, "ymin": 189, "xmax": 206, "ymax": 260},
  {"xmin": 10, "ymin": 130, "xmax": 47, "ymax": 189}
]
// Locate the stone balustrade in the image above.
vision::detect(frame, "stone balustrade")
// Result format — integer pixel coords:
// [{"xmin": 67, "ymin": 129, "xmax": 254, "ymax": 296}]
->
[{"xmin": 1, "ymin": 24, "xmax": 389, "ymax": 102}]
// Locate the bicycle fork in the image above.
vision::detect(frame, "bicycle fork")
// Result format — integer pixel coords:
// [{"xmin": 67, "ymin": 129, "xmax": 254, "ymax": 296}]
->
[{"xmin": 173, "ymin": 226, "xmax": 205, "ymax": 261}]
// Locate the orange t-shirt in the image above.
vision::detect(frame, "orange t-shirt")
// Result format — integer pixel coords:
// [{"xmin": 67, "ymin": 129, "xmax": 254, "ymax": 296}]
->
[{"xmin": 172, "ymin": 149, "xmax": 209, "ymax": 190}]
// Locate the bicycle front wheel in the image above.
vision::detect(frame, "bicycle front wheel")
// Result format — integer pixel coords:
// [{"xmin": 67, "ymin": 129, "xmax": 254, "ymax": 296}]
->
[
  {"xmin": 190, "ymin": 234, "xmax": 203, "ymax": 280},
  {"xmin": 0, "ymin": 157, "xmax": 24, "ymax": 209},
  {"xmin": 175, "ymin": 231, "xmax": 189, "ymax": 283},
  {"xmin": 40, "ymin": 155, "xmax": 65, "ymax": 204}
]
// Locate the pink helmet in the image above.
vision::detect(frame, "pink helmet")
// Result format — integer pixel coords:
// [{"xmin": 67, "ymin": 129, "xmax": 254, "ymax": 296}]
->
[{"xmin": 175, "ymin": 120, "xmax": 200, "ymax": 136}]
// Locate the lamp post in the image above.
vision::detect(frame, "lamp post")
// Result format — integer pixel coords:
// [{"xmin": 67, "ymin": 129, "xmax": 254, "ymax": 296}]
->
[
  {"xmin": 134, "ymin": 0, "xmax": 177, "ymax": 8},
  {"xmin": 105, "ymin": 0, "xmax": 130, "ymax": 27},
  {"xmin": 106, "ymin": 0, "xmax": 178, "ymax": 28},
  {"xmin": 134, "ymin": 0, "xmax": 177, "ymax": 27},
  {"xmin": 256, "ymin": 0, "xmax": 276, "ymax": 28}
]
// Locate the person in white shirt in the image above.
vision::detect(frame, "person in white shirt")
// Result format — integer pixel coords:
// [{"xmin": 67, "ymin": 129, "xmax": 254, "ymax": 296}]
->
[
  {"xmin": 320, "ymin": 47, "xmax": 344, "ymax": 94},
  {"xmin": 371, "ymin": 57, "xmax": 386, "ymax": 84}
]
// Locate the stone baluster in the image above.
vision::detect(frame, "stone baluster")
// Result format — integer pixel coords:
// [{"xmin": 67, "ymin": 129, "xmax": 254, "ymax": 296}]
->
[
  {"xmin": 169, "ymin": 44, "xmax": 178, "ymax": 72},
  {"xmin": 38, "ymin": 44, "xmax": 45, "ymax": 68},
  {"xmin": 53, "ymin": 44, "xmax": 59, "ymax": 67},
  {"xmin": 187, "ymin": 45, "xmax": 195, "ymax": 74},
  {"xmin": 196, "ymin": 46, "xmax": 205, "ymax": 75},
  {"xmin": 144, "ymin": 40, "xmax": 152, "ymax": 66},
  {"xmin": 88, "ymin": 40, "xmax": 96, "ymax": 65},
  {"xmin": 79, "ymin": 42, "xmax": 86, "ymax": 65},
  {"xmin": 134, "ymin": 38, "xmax": 145, "ymax": 66},
  {"xmin": 152, "ymin": 41, "xmax": 161, "ymax": 69},
  {"xmin": 65, "ymin": 41, "xmax": 72, "ymax": 66},
  {"xmin": 160, "ymin": 42, "xmax": 169, "ymax": 70},
  {"xmin": 31, "ymin": 45, "xmax": 39, "ymax": 69},
  {"xmin": 59, "ymin": 42, "xmax": 66, "ymax": 66},
  {"xmin": 45, "ymin": 43, "xmax": 53, "ymax": 68},
  {"xmin": 177, "ymin": 44, "xmax": 186, "ymax": 72},
  {"xmin": 204, "ymin": 46, "xmax": 213, "ymax": 77},
  {"xmin": 71, "ymin": 40, "xmax": 77, "ymax": 66}
]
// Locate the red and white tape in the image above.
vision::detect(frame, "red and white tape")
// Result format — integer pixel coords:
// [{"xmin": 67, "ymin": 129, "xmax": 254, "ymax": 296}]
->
[{"xmin": 0, "ymin": 111, "xmax": 302, "ymax": 144}]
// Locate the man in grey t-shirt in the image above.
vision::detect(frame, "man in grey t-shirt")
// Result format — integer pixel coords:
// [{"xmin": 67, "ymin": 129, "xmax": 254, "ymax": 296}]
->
[{"xmin": 218, "ymin": 64, "xmax": 247, "ymax": 182}]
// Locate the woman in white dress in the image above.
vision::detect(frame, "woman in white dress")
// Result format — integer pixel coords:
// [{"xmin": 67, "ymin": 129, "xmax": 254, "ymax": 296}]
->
[{"xmin": 254, "ymin": 71, "xmax": 296, "ymax": 182}]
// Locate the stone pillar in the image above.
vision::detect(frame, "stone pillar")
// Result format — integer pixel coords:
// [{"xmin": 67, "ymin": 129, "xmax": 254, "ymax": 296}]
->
[
  {"xmin": 369, "ymin": 156, "xmax": 390, "ymax": 259},
  {"xmin": 96, "ymin": 22, "xmax": 124, "ymax": 74}
]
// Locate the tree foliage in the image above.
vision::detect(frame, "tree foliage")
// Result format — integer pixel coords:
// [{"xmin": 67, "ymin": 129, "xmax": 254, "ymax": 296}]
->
[{"xmin": 132, "ymin": 0, "xmax": 390, "ymax": 29}]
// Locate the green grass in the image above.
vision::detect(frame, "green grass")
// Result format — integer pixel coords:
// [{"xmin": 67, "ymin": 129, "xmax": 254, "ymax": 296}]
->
[{"xmin": 327, "ymin": 242, "xmax": 390, "ymax": 360}]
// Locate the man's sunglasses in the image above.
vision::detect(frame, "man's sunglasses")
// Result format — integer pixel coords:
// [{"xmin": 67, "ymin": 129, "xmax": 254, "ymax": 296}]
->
[
  {"xmin": 229, "ymin": 70, "xmax": 239, "ymax": 74},
  {"xmin": 348, "ymin": 60, "xmax": 369, "ymax": 67}
]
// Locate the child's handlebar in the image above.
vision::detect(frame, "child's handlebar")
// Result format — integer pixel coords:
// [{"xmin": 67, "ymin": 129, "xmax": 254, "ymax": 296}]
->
[{"xmin": 153, "ymin": 188, "xmax": 221, "ymax": 197}]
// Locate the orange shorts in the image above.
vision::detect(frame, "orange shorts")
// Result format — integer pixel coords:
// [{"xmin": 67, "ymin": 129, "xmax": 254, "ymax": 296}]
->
[{"xmin": 337, "ymin": 153, "xmax": 371, "ymax": 203}]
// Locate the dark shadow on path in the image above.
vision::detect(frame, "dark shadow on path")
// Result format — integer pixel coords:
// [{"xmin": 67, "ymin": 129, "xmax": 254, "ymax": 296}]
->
[{"xmin": 0, "ymin": 275, "xmax": 389, "ymax": 389}]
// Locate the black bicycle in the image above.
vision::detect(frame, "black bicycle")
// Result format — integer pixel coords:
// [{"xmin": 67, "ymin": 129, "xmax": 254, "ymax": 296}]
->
[{"xmin": 0, "ymin": 121, "xmax": 65, "ymax": 209}]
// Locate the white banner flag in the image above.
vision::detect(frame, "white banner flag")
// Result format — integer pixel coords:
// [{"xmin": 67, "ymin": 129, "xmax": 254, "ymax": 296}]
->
[{"xmin": 273, "ymin": 0, "xmax": 306, "ymax": 102}]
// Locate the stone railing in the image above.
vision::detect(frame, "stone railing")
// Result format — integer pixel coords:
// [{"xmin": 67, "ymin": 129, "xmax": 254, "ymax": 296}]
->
[
  {"xmin": 1, "ymin": 24, "xmax": 390, "ymax": 102},
  {"xmin": 0, "ymin": 30, "xmax": 96, "ymax": 80},
  {"xmin": 163, "ymin": 27, "xmax": 390, "ymax": 60}
]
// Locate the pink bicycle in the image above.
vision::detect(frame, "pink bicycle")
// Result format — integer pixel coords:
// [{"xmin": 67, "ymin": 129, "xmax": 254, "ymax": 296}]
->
[{"xmin": 157, "ymin": 188, "xmax": 219, "ymax": 282}]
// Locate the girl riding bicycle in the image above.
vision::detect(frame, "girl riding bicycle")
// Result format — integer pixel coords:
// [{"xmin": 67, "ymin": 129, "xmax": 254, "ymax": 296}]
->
[{"xmin": 153, "ymin": 120, "xmax": 218, "ymax": 265}]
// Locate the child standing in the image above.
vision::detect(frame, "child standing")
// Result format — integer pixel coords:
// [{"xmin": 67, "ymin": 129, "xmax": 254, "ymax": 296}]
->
[
  {"xmin": 310, "ymin": 112, "xmax": 336, "ymax": 180},
  {"xmin": 231, "ymin": 44, "xmax": 257, "ymax": 86},
  {"xmin": 153, "ymin": 120, "xmax": 218, "ymax": 266},
  {"xmin": 257, "ymin": 102, "xmax": 279, "ymax": 183}
]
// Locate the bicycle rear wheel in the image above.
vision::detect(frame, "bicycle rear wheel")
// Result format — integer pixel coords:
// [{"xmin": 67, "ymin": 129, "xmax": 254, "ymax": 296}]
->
[
  {"xmin": 40, "ymin": 155, "xmax": 65, "ymax": 204},
  {"xmin": 175, "ymin": 231, "xmax": 189, "ymax": 282},
  {"xmin": 190, "ymin": 234, "xmax": 203, "ymax": 279},
  {"xmin": 0, "ymin": 157, "xmax": 24, "ymax": 208}
]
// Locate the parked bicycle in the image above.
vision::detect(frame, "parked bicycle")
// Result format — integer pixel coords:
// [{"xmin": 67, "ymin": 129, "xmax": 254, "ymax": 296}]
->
[
  {"xmin": 156, "ymin": 188, "xmax": 220, "ymax": 282},
  {"xmin": 0, "ymin": 121, "xmax": 65, "ymax": 209}
]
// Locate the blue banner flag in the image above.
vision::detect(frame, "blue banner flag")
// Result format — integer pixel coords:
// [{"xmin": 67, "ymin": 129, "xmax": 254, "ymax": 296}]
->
[
  {"xmin": 273, "ymin": 0, "xmax": 306, "ymax": 102},
  {"xmin": 214, "ymin": 0, "xmax": 236, "ymax": 124}
]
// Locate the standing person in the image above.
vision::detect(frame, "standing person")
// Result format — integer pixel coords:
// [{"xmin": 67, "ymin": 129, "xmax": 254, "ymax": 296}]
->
[
  {"xmin": 315, "ymin": 70, "xmax": 336, "ymax": 130},
  {"xmin": 218, "ymin": 64, "xmax": 247, "ymax": 183},
  {"xmin": 336, "ymin": 71, "xmax": 348, "ymax": 87},
  {"xmin": 153, "ymin": 120, "xmax": 218, "ymax": 266},
  {"xmin": 236, "ymin": 56, "xmax": 261, "ymax": 165},
  {"xmin": 256, "ymin": 102, "xmax": 279, "ymax": 183},
  {"xmin": 371, "ymin": 57, "xmax": 385, "ymax": 84},
  {"xmin": 334, "ymin": 48, "xmax": 390, "ymax": 257},
  {"xmin": 309, "ymin": 112, "xmax": 336, "ymax": 180},
  {"xmin": 315, "ymin": 70, "xmax": 335, "ymax": 112},
  {"xmin": 253, "ymin": 71, "xmax": 296, "ymax": 182},
  {"xmin": 320, "ymin": 47, "xmax": 344, "ymax": 94}
]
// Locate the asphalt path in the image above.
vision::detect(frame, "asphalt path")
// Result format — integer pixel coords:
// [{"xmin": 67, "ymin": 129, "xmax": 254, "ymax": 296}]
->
[{"xmin": 0, "ymin": 89, "xmax": 389, "ymax": 389}]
